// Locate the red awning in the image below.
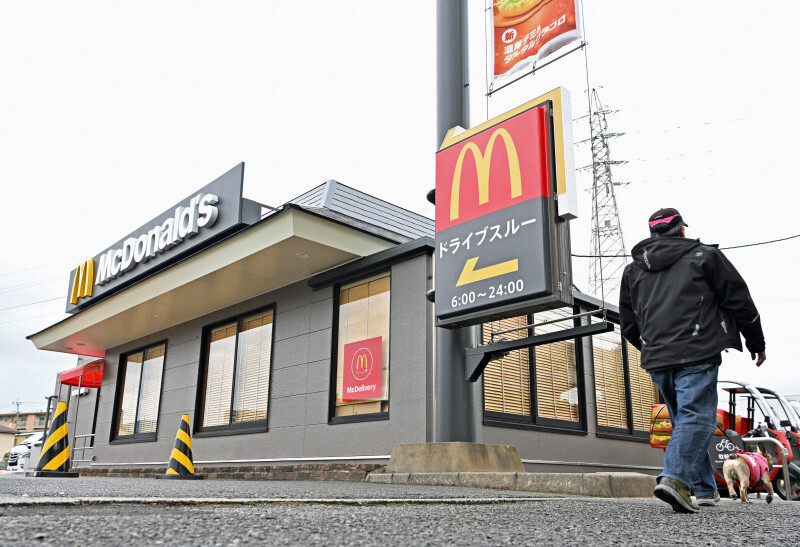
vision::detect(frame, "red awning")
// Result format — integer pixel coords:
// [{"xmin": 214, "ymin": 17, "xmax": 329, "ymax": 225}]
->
[{"xmin": 59, "ymin": 359, "xmax": 104, "ymax": 388}]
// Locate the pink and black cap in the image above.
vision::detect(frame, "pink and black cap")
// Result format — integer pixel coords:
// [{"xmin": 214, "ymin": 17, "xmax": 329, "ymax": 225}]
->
[{"xmin": 648, "ymin": 207, "xmax": 688, "ymax": 233}]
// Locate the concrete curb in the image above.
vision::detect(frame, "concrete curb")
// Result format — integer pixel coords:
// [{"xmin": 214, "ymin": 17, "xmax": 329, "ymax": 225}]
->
[{"xmin": 366, "ymin": 471, "xmax": 656, "ymax": 498}]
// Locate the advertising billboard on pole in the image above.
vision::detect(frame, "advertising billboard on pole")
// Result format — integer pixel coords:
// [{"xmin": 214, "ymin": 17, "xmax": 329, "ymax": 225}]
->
[
  {"xmin": 490, "ymin": 0, "xmax": 581, "ymax": 82},
  {"xmin": 434, "ymin": 88, "xmax": 575, "ymax": 328}
]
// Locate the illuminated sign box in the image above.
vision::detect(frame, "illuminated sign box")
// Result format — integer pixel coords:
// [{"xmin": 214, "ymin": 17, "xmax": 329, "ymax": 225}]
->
[{"xmin": 434, "ymin": 88, "xmax": 574, "ymax": 328}]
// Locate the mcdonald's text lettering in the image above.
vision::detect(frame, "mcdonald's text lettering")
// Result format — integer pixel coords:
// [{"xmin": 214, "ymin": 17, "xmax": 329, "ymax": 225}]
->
[
  {"xmin": 345, "ymin": 384, "xmax": 377, "ymax": 395},
  {"xmin": 95, "ymin": 193, "xmax": 218, "ymax": 285}
]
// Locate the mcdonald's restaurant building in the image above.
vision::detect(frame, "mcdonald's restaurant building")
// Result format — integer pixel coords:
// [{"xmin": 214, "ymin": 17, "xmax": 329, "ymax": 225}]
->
[{"xmin": 29, "ymin": 161, "xmax": 664, "ymax": 479}]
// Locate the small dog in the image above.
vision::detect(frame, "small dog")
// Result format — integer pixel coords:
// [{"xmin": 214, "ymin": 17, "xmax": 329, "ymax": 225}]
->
[{"xmin": 722, "ymin": 447, "xmax": 774, "ymax": 504}]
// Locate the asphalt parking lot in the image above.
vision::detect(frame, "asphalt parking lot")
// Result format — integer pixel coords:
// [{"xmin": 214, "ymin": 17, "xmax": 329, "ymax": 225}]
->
[{"xmin": 1, "ymin": 474, "xmax": 799, "ymax": 545}]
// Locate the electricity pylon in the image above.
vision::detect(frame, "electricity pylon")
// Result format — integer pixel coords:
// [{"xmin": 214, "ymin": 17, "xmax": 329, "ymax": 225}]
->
[{"xmin": 587, "ymin": 89, "xmax": 628, "ymax": 300}]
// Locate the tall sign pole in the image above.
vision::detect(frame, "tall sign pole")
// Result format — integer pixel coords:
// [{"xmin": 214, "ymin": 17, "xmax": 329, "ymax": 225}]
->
[{"xmin": 434, "ymin": 0, "xmax": 478, "ymax": 443}]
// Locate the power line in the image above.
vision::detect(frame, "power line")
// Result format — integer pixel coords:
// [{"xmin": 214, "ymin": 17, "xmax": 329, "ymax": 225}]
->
[
  {"xmin": 628, "ymin": 115, "xmax": 756, "ymax": 135},
  {"xmin": 0, "ymin": 275, "xmax": 64, "ymax": 295},
  {"xmin": 0, "ymin": 297, "xmax": 63, "ymax": 312},
  {"xmin": 719, "ymin": 233, "xmax": 800, "ymax": 250},
  {"xmin": 0, "ymin": 311, "xmax": 66, "ymax": 326},
  {"xmin": 572, "ymin": 234, "xmax": 800, "ymax": 258},
  {"xmin": 10, "ymin": 400, "xmax": 44, "ymax": 413},
  {"xmin": 0, "ymin": 258, "xmax": 74, "ymax": 280}
]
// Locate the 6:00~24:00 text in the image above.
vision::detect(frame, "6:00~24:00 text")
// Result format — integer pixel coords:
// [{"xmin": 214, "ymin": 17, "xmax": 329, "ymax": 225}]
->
[{"xmin": 450, "ymin": 279, "xmax": 525, "ymax": 308}]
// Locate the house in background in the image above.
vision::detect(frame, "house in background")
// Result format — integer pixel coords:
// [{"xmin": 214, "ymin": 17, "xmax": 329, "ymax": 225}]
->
[
  {"xmin": 0, "ymin": 411, "xmax": 47, "ymax": 432},
  {"xmin": 0, "ymin": 424, "xmax": 19, "ymax": 463}
]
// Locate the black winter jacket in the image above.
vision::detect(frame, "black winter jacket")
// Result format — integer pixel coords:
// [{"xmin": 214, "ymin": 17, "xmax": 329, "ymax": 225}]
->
[{"xmin": 619, "ymin": 236, "xmax": 764, "ymax": 371}]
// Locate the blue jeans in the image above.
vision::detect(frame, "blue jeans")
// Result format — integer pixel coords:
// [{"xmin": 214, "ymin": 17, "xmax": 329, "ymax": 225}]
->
[{"xmin": 650, "ymin": 363, "xmax": 719, "ymax": 497}]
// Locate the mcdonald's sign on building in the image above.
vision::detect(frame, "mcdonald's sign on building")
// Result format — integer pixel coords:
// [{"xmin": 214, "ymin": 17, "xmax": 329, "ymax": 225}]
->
[
  {"xmin": 342, "ymin": 336, "xmax": 383, "ymax": 401},
  {"xmin": 434, "ymin": 87, "xmax": 575, "ymax": 327},
  {"xmin": 63, "ymin": 163, "xmax": 255, "ymax": 313}
]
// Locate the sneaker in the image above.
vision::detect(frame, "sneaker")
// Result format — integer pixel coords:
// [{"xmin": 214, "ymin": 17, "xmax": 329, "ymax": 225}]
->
[
  {"xmin": 654, "ymin": 477, "xmax": 700, "ymax": 513},
  {"xmin": 696, "ymin": 491, "xmax": 720, "ymax": 507}
]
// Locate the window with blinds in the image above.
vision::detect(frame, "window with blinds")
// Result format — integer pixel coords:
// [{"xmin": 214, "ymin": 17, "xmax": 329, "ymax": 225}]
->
[
  {"xmin": 533, "ymin": 308, "xmax": 580, "ymax": 424},
  {"xmin": 137, "ymin": 345, "xmax": 165, "ymax": 433},
  {"xmin": 482, "ymin": 308, "xmax": 583, "ymax": 430},
  {"xmin": 593, "ymin": 325, "xmax": 629, "ymax": 430},
  {"xmin": 333, "ymin": 272, "xmax": 390, "ymax": 419},
  {"xmin": 627, "ymin": 343, "xmax": 660, "ymax": 432},
  {"xmin": 114, "ymin": 342, "xmax": 165, "ymax": 440},
  {"xmin": 200, "ymin": 308, "xmax": 274, "ymax": 431},
  {"xmin": 592, "ymin": 324, "xmax": 660, "ymax": 437},
  {"xmin": 483, "ymin": 316, "xmax": 532, "ymax": 416}
]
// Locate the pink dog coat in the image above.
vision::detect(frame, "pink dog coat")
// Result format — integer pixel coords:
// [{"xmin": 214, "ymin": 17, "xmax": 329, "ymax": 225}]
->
[{"xmin": 736, "ymin": 451, "xmax": 770, "ymax": 486}]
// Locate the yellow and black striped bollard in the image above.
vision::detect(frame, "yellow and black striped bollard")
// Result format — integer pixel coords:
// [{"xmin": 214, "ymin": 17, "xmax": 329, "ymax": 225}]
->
[
  {"xmin": 156, "ymin": 414, "xmax": 204, "ymax": 480},
  {"xmin": 27, "ymin": 401, "xmax": 79, "ymax": 478}
]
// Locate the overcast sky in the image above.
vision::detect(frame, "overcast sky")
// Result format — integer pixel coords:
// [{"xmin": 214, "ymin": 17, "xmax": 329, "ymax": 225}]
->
[{"xmin": 2, "ymin": 1, "xmax": 799, "ymax": 414}]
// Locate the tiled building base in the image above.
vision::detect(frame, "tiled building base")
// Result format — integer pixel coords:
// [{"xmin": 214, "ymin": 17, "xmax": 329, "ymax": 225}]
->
[{"xmin": 78, "ymin": 463, "xmax": 383, "ymax": 481}]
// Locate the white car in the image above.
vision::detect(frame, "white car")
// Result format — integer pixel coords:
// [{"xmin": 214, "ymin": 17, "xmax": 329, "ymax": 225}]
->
[{"xmin": 6, "ymin": 432, "xmax": 44, "ymax": 472}]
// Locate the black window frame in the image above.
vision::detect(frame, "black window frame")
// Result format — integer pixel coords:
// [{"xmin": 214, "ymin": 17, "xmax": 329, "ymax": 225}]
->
[
  {"xmin": 110, "ymin": 340, "xmax": 167, "ymax": 444},
  {"xmin": 194, "ymin": 305, "xmax": 276, "ymax": 438},
  {"xmin": 328, "ymin": 271, "xmax": 392, "ymax": 425},
  {"xmin": 483, "ymin": 306, "xmax": 588, "ymax": 435}
]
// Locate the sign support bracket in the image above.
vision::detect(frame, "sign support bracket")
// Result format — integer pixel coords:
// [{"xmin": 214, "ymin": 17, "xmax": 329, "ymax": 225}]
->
[{"xmin": 465, "ymin": 321, "xmax": 614, "ymax": 382}]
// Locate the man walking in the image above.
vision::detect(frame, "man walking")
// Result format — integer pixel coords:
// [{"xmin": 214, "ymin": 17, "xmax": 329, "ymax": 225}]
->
[{"xmin": 619, "ymin": 208, "xmax": 766, "ymax": 513}]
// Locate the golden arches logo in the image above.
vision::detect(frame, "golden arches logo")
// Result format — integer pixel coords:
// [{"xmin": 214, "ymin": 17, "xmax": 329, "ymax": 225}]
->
[
  {"xmin": 355, "ymin": 353, "xmax": 370, "ymax": 371},
  {"xmin": 450, "ymin": 128, "xmax": 522, "ymax": 221},
  {"xmin": 70, "ymin": 259, "xmax": 94, "ymax": 304},
  {"xmin": 351, "ymin": 348, "xmax": 373, "ymax": 381}
]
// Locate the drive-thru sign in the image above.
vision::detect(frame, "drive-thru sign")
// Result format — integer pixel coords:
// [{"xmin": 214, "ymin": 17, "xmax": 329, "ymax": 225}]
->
[{"xmin": 434, "ymin": 88, "xmax": 575, "ymax": 328}]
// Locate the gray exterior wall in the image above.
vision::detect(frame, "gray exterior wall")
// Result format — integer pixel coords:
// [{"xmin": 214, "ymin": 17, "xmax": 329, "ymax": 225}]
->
[{"xmin": 90, "ymin": 253, "xmax": 433, "ymax": 467}]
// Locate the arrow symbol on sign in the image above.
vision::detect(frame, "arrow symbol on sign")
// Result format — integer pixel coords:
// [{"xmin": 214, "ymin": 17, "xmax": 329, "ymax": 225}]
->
[{"xmin": 456, "ymin": 256, "xmax": 519, "ymax": 287}]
